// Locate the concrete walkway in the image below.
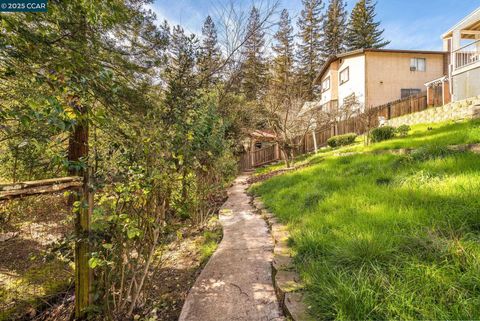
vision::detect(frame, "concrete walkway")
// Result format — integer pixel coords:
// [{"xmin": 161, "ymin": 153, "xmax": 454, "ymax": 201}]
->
[{"xmin": 179, "ymin": 175, "xmax": 285, "ymax": 321}]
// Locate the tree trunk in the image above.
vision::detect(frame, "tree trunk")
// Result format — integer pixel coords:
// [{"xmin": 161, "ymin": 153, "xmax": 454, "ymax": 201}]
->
[{"xmin": 68, "ymin": 104, "xmax": 92, "ymax": 319}]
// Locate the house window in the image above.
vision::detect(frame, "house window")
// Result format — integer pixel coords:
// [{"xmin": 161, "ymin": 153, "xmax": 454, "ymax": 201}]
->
[
  {"xmin": 410, "ymin": 58, "xmax": 426, "ymax": 71},
  {"xmin": 401, "ymin": 88, "xmax": 421, "ymax": 99},
  {"xmin": 322, "ymin": 77, "xmax": 330, "ymax": 92},
  {"xmin": 339, "ymin": 67, "xmax": 349, "ymax": 84}
]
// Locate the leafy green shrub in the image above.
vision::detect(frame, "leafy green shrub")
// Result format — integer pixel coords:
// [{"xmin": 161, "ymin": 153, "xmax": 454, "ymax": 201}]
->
[
  {"xmin": 327, "ymin": 133, "xmax": 357, "ymax": 148},
  {"xmin": 396, "ymin": 124, "xmax": 411, "ymax": 137},
  {"xmin": 370, "ymin": 126, "xmax": 396, "ymax": 142}
]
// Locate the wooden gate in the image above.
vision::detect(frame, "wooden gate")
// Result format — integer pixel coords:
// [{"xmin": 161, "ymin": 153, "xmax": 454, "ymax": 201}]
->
[
  {"xmin": 253, "ymin": 145, "xmax": 276, "ymax": 166},
  {"xmin": 238, "ymin": 145, "xmax": 279, "ymax": 171}
]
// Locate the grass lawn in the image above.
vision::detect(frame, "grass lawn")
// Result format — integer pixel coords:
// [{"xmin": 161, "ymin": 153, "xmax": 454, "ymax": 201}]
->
[
  {"xmin": 250, "ymin": 119, "xmax": 480, "ymax": 319},
  {"xmin": 253, "ymin": 119, "xmax": 480, "ymax": 178}
]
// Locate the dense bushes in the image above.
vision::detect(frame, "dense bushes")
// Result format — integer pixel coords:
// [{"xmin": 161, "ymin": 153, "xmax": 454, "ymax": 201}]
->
[
  {"xmin": 0, "ymin": 5, "xmax": 243, "ymax": 318},
  {"xmin": 326, "ymin": 124, "xmax": 412, "ymax": 148},
  {"xmin": 370, "ymin": 126, "xmax": 396, "ymax": 142},
  {"xmin": 327, "ymin": 133, "xmax": 357, "ymax": 147},
  {"xmin": 396, "ymin": 124, "xmax": 411, "ymax": 137}
]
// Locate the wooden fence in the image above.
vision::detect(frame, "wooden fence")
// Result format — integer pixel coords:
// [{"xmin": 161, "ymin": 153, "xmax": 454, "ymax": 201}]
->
[
  {"xmin": 239, "ymin": 91, "xmax": 433, "ymax": 170},
  {"xmin": 297, "ymin": 91, "xmax": 428, "ymax": 155},
  {"xmin": 239, "ymin": 145, "xmax": 278, "ymax": 171},
  {"xmin": 0, "ymin": 174, "xmax": 92, "ymax": 318},
  {"xmin": 0, "ymin": 177, "xmax": 83, "ymax": 200},
  {"xmin": 253, "ymin": 145, "xmax": 276, "ymax": 166}
]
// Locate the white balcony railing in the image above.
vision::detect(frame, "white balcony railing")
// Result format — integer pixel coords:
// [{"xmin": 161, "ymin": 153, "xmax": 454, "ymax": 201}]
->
[{"xmin": 454, "ymin": 40, "xmax": 480, "ymax": 70}]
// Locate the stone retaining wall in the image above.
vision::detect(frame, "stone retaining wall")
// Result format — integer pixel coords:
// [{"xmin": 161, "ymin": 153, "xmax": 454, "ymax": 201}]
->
[{"xmin": 386, "ymin": 96, "xmax": 480, "ymax": 127}]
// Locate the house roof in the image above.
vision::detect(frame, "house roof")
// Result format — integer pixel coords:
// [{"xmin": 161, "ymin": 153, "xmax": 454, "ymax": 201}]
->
[
  {"xmin": 249, "ymin": 130, "xmax": 276, "ymax": 140},
  {"xmin": 314, "ymin": 48, "xmax": 446, "ymax": 84},
  {"xmin": 442, "ymin": 6, "xmax": 480, "ymax": 39}
]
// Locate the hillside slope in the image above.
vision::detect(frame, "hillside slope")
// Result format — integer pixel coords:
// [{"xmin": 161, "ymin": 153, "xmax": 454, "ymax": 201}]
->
[{"xmin": 251, "ymin": 119, "xmax": 480, "ymax": 320}]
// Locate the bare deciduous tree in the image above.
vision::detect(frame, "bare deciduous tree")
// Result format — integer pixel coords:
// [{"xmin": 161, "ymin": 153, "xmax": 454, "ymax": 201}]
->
[
  {"xmin": 358, "ymin": 106, "xmax": 379, "ymax": 145},
  {"xmin": 212, "ymin": 0, "xmax": 280, "ymax": 87},
  {"xmin": 264, "ymin": 89, "xmax": 323, "ymax": 168}
]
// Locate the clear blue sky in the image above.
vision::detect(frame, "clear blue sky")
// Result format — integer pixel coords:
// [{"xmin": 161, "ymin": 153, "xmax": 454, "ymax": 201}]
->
[{"xmin": 150, "ymin": 0, "xmax": 480, "ymax": 50}]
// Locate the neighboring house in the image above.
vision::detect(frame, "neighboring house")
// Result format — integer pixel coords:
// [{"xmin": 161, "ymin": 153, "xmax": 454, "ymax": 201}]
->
[
  {"xmin": 441, "ymin": 6, "xmax": 480, "ymax": 102},
  {"xmin": 314, "ymin": 49, "xmax": 447, "ymax": 112}
]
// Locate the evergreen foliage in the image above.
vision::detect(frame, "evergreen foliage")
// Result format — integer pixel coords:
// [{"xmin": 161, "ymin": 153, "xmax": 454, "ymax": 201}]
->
[
  {"xmin": 241, "ymin": 6, "xmax": 267, "ymax": 102},
  {"xmin": 324, "ymin": 0, "xmax": 348, "ymax": 56},
  {"xmin": 271, "ymin": 9, "xmax": 295, "ymax": 97},
  {"xmin": 296, "ymin": 0, "xmax": 325, "ymax": 100},
  {"xmin": 198, "ymin": 16, "xmax": 222, "ymax": 87},
  {"xmin": 345, "ymin": 0, "xmax": 390, "ymax": 50}
]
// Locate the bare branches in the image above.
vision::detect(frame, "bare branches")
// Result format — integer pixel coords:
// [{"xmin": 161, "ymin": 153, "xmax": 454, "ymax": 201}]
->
[
  {"xmin": 263, "ymin": 87, "xmax": 320, "ymax": 167},
  {"xmin": 211, "ymin": 0, "xmax": 280, "ymax": 81}
]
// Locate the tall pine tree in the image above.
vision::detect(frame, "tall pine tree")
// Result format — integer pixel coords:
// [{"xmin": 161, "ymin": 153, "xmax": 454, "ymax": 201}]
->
[
  {"xmin": 324, "ymin": 0, "xmax": 347, "ymax": 56},
  {"xmin": 345, "ymin": 0, "xmax": 389, "ymax": 50},
  {"xmin": 272, "ymin": 9, "xmax": 295, "ymax": 97},
  {"xmin": 296, "ymin": 0, "xmax": 325, "ymax": 100},
  {"xmin": 163, "ymin": 24, "xmax": 199, "ymax": 126},
  {"xmin": 198, "ymin": 15, "xmax": 222, "ymax": 88},
  {"xmin": 241, "ymin": 6, "xmax": 267, "ymax": 102}
]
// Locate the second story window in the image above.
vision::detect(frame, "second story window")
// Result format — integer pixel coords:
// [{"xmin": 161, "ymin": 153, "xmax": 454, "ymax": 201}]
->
[
  {"xmin": 339, "ymin": 67, "xmax": 349, "ymax": 84},
  {"xmin": 410, "ymin": 58, "xmax": 426, "ymax": 71},
  {"xmin": 322, "ymin": 77, "xmax": 330, "ymax": 92}
]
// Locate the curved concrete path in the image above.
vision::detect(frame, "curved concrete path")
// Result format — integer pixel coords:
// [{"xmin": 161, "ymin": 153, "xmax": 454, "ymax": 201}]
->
[{"xmin": 179, "ymin": 175, "xmax": 285, "ymax": 321}]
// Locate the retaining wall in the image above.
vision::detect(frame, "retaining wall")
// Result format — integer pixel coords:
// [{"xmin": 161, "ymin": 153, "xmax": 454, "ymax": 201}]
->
[{"xmin": 386, "ymin": 95, "xmax": 480, "ymax": 127}]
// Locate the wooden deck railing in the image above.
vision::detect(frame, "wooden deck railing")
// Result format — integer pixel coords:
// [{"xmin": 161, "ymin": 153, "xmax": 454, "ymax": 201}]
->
[{"xmin": 454, "ymin": 40, "xmax": 480, "ymax": 70}]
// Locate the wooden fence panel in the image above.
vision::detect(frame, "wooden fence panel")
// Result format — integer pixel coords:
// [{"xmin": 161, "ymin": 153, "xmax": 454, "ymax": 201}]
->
[
  {"xmin": 253, "ymin": 145, "xmax": 276, "ymax": 166},
  {"xmin": 307, "ymin": 92, "xmax": 428, "ymax": 150},
  {"xmin": 238, "ymin": 153, "xmax": 252, "ymax": 173},
  {"xmin": 238, "ymin": 91, "xmax": 431, "ymax": 169}
]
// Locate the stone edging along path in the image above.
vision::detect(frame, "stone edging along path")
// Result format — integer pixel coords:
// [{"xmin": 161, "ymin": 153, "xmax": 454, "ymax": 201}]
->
[{"xmin": 250, "ymin": 197, "xmax": 314, "ymax": 321}]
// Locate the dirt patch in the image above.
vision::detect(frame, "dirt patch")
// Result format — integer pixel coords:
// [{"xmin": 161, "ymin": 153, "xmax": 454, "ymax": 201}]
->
[
  {"xmin": 19, "ymin": 219, "xmax": 222, "ymax": 321},
  {"xmin": 0, "ymin": 194, "xmax": 72, "ymax": 321},
  {"xmin": 246, "ymin": 164, "xmax": 315, "ymax": 184},
  {"xmin": 145, "ymin": 220, "xmax": 222, "ymax": 321}
]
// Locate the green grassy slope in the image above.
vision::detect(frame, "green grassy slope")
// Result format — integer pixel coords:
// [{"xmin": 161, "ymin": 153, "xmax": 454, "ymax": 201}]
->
[
  {"xmin": 254, "ymin": 119, "xmax": 480, "ymax": 176},
  {"xmin": 251, "ymin": 119, "xmax": 480, "ymax": 320}
]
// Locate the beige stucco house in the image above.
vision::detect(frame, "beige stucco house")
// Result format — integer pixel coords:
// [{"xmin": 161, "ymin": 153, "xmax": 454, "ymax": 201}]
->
[
  {"xmin": 314, "ymin": 49, "xmax": 447, "ymax": 112},
  {"xmin": 441, "ymin": 6, "xmax": 480, "ymax": 102}
]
